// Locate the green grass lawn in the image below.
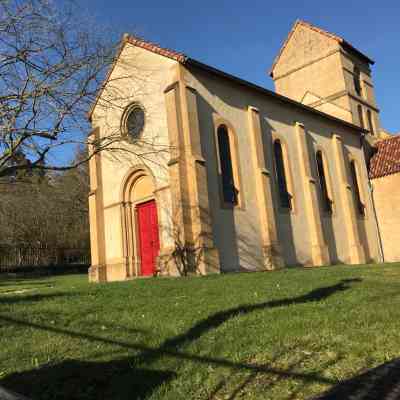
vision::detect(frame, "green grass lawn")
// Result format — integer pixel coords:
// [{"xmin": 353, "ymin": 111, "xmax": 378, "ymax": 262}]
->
[{"xmin": 1, "ymin": 264, "xmax": 400, "ymax": 400}]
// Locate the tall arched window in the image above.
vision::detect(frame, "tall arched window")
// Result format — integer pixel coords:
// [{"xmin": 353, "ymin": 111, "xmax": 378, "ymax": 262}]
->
[
  {"xmin": 217, "ymin": 125, "xmax": 238, "ymax": 205},
  {"xmin": 273, "ymin": 139, "xmax": 292, "ymax": 210},
  {"xmin": 349, "ymin": 160, "xmax": 365, "ymax": 216},
  {"xmin": 353, "ymin": 66, "xmax": 362, "ymax": 96},
  {"xmin": 315, "ymin": 151, "xmax": 332, "ymax": 213},
  {"xmin": 357, "ymin": 105, "xmax": 364, "ymax": 129},
  {"xmin": 367, "ymin": 110, "xmax": 375, "ymax": 135}
]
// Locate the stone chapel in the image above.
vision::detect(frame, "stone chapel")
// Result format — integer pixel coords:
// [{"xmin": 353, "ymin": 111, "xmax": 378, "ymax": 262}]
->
[{"xmin": 87, "ymin": 20, "xmax": 398, "ymax": 282}]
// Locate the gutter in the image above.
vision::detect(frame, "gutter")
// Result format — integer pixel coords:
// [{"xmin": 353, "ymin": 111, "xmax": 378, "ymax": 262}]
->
[{"xmin": 368, "ymin": 179, "xmax": 385, "ymax": 263}]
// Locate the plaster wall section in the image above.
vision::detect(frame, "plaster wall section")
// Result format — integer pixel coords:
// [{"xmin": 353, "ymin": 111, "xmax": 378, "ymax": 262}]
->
[{"xmin": 184, "ymin": 64, "xmax": 380, "ymax": 268}]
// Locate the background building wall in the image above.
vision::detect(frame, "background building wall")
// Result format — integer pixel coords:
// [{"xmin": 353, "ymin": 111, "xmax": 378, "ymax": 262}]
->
[{"xmin": 372, "ymin": 173, "xmax": 400, "ymax": 262}]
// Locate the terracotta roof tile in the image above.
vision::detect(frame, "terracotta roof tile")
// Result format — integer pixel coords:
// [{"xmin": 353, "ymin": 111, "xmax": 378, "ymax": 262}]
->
[
  {"xmin": 369, "ymin": 135, "xmax": 400, "ymax": 179},
  {"xmin": 125, "ymin": 34, "xmax": 188, "ymax": 63}
]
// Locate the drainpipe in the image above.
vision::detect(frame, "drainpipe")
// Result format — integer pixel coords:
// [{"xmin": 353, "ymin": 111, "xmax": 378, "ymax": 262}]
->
[
  {"xmin": 368, "ymin": 180, "xmax": 385, "ymax": 263},
  {"xmin": 361, "ymin": 133, "xmax": 385, "ymax": 263}
]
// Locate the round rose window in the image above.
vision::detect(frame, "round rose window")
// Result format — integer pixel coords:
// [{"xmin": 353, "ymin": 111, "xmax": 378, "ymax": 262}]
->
[{"xmin": 125, "ymin": 105, "xmax": 145, "ymax": 139}]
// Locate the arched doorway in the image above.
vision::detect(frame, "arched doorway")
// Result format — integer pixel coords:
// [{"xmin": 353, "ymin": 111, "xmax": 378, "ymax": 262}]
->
[{"xmin": 121, "ymin": 168, "xmax": 160, "ymax": 277}]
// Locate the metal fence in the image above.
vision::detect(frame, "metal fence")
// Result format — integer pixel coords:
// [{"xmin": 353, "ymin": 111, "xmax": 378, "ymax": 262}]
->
[{"xmin": 0, "ymin": 246, "xmax": 90, "ymax": 273}]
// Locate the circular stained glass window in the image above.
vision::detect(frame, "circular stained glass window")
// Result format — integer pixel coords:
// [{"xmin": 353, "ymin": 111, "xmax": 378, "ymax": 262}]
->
[{"xmin": 125, "ymin": 104, "xmax": 145, "ymax": 139}]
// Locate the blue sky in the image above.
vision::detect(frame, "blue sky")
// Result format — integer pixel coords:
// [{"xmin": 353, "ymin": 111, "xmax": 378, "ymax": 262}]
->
[{"xmin": 84, "ymin": 0, "xmax": 399, "ymax": 133}]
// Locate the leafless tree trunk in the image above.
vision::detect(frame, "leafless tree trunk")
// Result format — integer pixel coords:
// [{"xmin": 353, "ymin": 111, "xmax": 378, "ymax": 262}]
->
[{"xmin": 159, "ymin": 204, "xmax": 215, "ymax": 277}]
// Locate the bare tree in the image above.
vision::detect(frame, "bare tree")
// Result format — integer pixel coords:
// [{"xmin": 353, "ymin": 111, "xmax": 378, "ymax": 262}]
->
[
  {"xmin": 0, "ymin": 0, "xmax": 128, "ymax": 179},
  {"xmin": 0, "ymin": 148, "xmax": 91, "ymax": 270},
  {"xmin": 0, "ymin": 146, "xmax": 90, "ymax": 248},
  {"xmin": 158, "ymin": 204, "xmax": 218, "ymax": 277}
]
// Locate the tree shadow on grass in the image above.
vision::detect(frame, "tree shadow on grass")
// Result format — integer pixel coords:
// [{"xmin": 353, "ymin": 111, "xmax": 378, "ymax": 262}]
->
[
  {"xmin": 0, "ymin": 278, "xmax": 363, "ymax": 400},
  {"xmin": 2, "ymin": 359, "xmax": 176, "ymax": 400},
  {"xmin": 0, "ymin": 293, "xmax": 79, "ymax": 305},
  {"xmin": 207, "ymin": 346, "xmax": 346, "ymax": 400},
  {"xmin": 0, "ymin": 278, "xmax": 56, "ymax": 288},
  {"xmin": 139, "ymin": 278, "xmax": 362, "ymax": 363},
  {"xmin": 312, "ymin": 358, "xmax": 400, "ymax": 400}
]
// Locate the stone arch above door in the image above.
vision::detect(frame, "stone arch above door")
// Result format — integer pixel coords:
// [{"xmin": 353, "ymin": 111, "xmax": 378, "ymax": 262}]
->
[
  {"xmin": 120, "ymin": 166, "xmax": 159, "ymax": 277},
  {"xmin": 132, "ymin": 174, "xmax": 154, "ymax": 202},
  {"xmin": 121, "ymin": 166, "xmax": 156, "ymax": 204}
]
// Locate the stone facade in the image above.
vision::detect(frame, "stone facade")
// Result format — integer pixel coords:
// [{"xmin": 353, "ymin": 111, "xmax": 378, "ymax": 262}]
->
[{"xmin": 88, "ymin": 21, "xmax": 387, "ymax": 282}]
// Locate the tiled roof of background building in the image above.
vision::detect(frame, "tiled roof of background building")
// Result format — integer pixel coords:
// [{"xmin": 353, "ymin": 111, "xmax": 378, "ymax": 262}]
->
[{"xmin": 369, "ymin": 135, "xmax": 400, "ymax": 179}]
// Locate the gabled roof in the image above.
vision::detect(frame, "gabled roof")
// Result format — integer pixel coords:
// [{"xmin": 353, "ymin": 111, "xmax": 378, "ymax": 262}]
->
[
  {"xmin": 269, "ymin": 19, "xmax": 374, "ymax": 78},
  {"xmin": 369, "ymin": 135, "xmax": 400, "ymax": 179},
  {"xmin": 88, "ymin": 34, "xmax": 188, "ymax": 120},
  {"xmin": 88, "ymin": 33, "xmax": 367, "ymax": 134}
]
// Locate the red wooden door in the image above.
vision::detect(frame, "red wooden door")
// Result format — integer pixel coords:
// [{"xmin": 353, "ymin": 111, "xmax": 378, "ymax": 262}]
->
[{"xmin": 136, "ymin": 200, "xmax": 160, "ymax": 276}]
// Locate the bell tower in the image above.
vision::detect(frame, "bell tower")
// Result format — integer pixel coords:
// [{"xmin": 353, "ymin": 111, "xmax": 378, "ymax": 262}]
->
[{"xmin": 270, "ymin": 20, "xmax": 381, "ymax": 137}]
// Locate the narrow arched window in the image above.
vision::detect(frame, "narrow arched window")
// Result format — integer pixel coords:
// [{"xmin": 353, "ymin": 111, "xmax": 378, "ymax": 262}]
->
[
  {"xmin": 349, "ymin": 160, "xmax": 365, "ymax": 216},
  {"xmin": 357, "ymin": 105, "xmax": 364, "ymax": 129},
  {"xmin": 316, "ymin": 151, "xmax": 332, "ymax": 213},
  {"xmin": 367, "ymin": 110, "xmax": 375, "ymax": 135},
  {"xmin": 217, "ymin": 125, "xmax": 238, "ymax": 205},
  {"xmin": 273, "ymin": 140, "xmax": 292, "ymax": 209},
  {"xmin": 353, "ymin": 66, "xmax": 362, "ymax": 96}
]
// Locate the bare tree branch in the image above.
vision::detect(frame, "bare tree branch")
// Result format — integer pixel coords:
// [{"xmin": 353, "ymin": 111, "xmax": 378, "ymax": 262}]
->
[{"xmin": 0, "ymin": 0, "xmax": 164, "ymax": 180}]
